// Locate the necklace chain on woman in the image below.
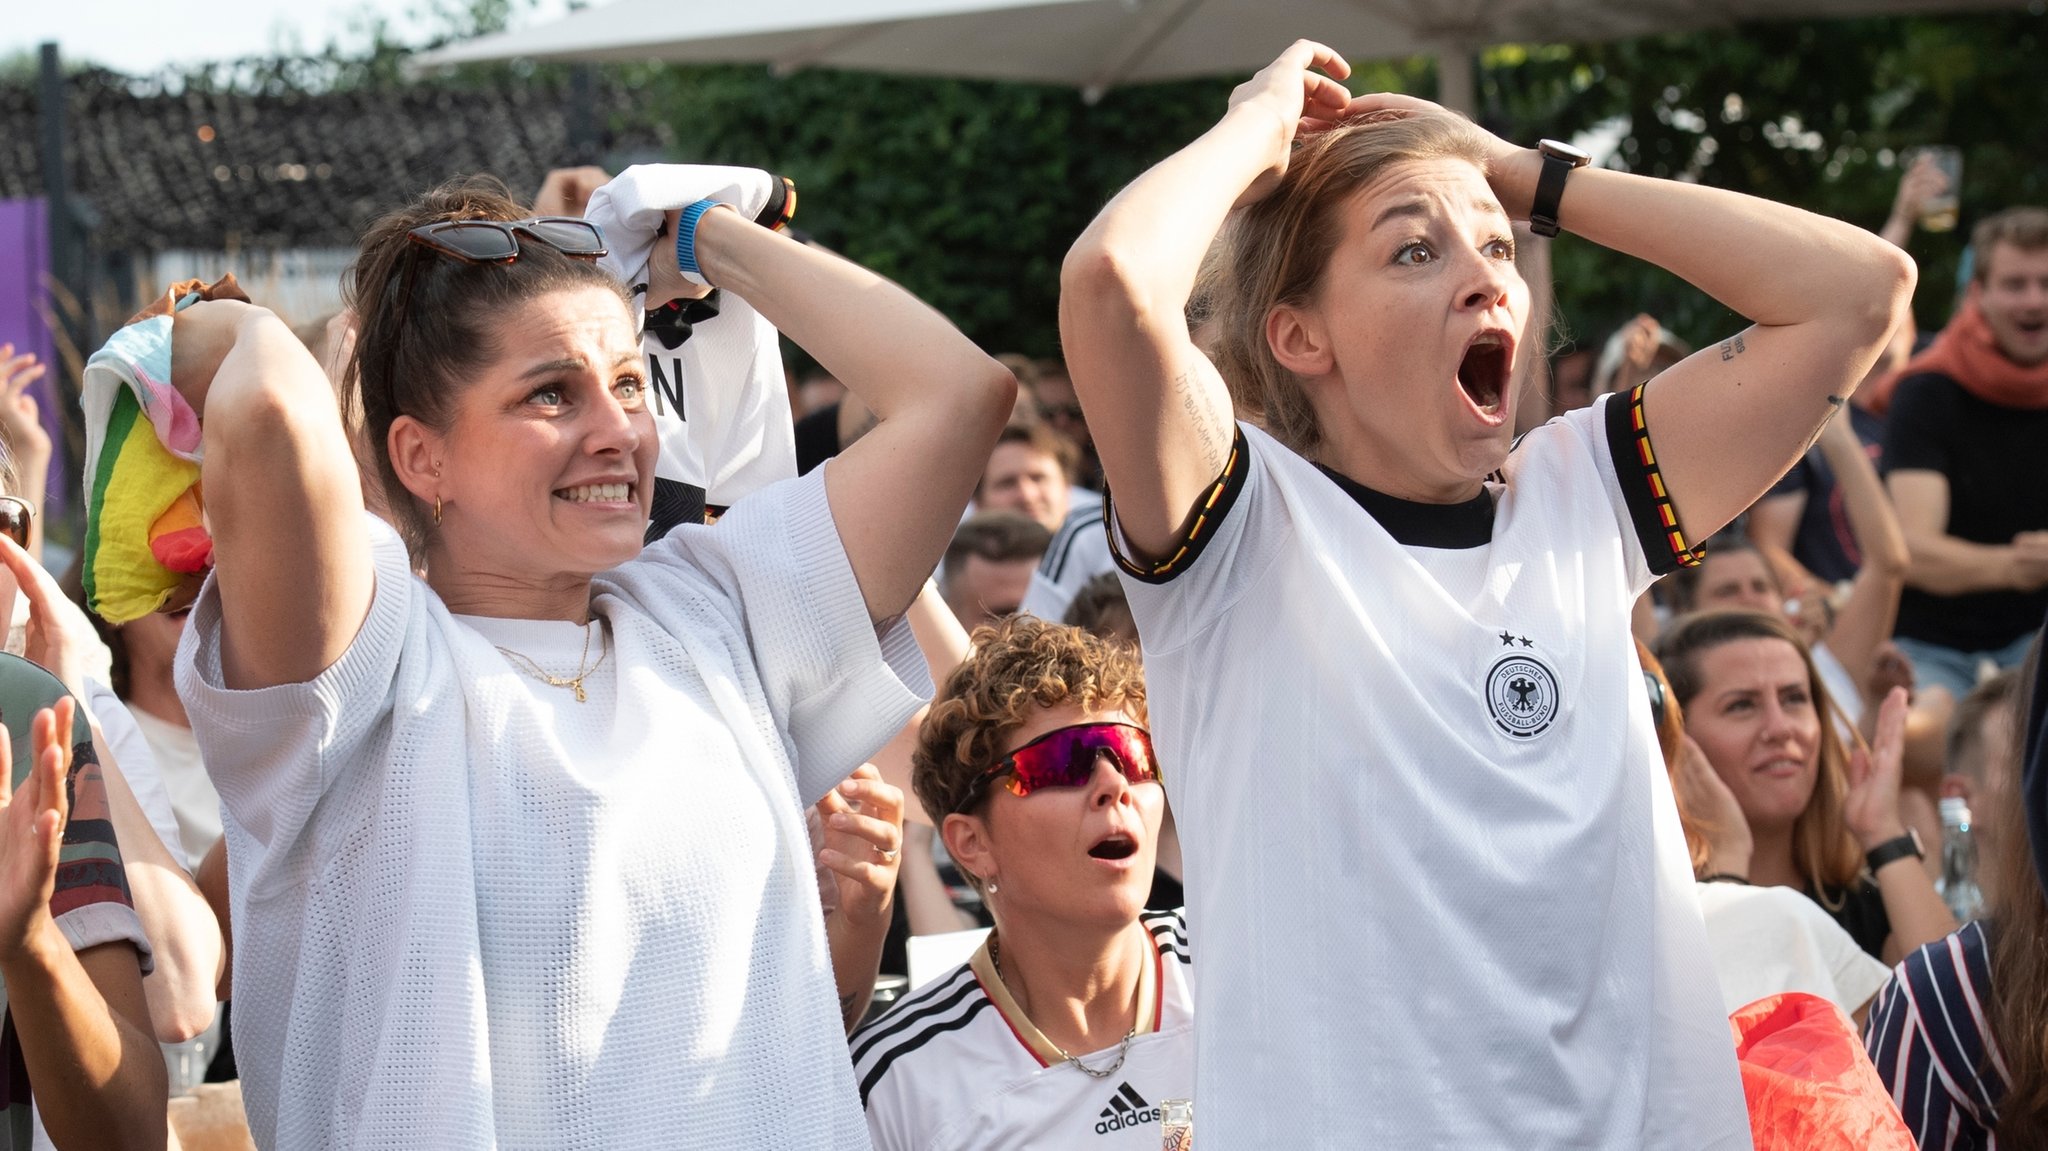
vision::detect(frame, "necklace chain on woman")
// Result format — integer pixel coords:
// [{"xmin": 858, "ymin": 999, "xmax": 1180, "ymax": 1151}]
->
[
  {"xmin": 988, "ymin": 932, "xmax": 1138, "ymax": 1079},
  {"xmin": 495, "ymin": 621, "xmax": 607, "ymax": 703}
]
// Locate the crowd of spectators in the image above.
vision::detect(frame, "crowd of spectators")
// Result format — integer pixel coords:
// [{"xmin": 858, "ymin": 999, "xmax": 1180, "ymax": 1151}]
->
[{"xmin": 0, "ymin": 41, "xmax": 2044, "ymax": 1151}]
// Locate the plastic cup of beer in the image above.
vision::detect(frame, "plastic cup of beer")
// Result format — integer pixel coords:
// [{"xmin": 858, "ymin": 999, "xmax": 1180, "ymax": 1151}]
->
[
  {"xmin": 1904, "ymin": 145, "xmax": 1962, "ymax": 233},
  {"xmin": 1159, "ymin": 1098, "xmax": 1193, "ymax": 1150}
]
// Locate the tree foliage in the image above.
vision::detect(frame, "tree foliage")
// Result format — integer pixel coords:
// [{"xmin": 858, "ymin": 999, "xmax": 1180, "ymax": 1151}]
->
[{"xmin": 107, "ymin": 6, "xmax": 2048, "ymax": 359}]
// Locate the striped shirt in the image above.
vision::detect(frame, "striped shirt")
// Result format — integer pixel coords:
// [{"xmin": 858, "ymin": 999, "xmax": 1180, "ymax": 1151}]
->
[
  {"xmin": 852, "ymin": 909, "xmax": 1193, "ymax": 1151},
  {"xmin": 1021, "ymin": 503, "xmax": 1112, "ymax": 623},
  {"xmin": 1866, "ymin": 920, "xmax": 2007, "ymax": 1150},
  {"xmin": 0, "ymin": 731, "xmax": 152, "ymax": 1150}
]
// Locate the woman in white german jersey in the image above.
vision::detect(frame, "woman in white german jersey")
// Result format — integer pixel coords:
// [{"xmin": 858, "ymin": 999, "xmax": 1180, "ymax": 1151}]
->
[{"xmin": 1058, "ymin": 40, "xmax": 1915, "ymax": 1149}]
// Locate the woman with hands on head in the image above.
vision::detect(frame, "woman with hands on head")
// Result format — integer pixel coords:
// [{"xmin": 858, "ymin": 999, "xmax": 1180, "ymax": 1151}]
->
[
  {"xmin": 1060, "ymin": 39, "xmax": 1914, "ymax": 1146},
  {"xmin": 152, "ymin": 173, "xmax": 1011, "ymax": 1148},
  {"xmin": 1657, "ymin": 610, "xmax": 1957, "ymax": 965}
]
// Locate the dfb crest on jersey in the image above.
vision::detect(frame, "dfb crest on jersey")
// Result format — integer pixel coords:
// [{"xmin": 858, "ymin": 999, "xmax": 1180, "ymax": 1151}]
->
[{"xmin": 1485, "ymin": 649, "xmax": 1561, "ymax": 738}]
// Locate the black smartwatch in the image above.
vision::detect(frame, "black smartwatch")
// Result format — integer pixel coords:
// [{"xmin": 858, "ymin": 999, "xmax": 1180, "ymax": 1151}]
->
[
  {"xmin": 1529, "ymin": 139, "xmax": 1591, "ymax": 239},
  {"xmin": 1865, "ymin": 829, "xmax": 1925, "ymax": 874}
]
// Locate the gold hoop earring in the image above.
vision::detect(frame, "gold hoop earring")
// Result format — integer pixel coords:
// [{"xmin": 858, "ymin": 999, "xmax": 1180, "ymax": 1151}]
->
[{"xmin": 433, "ymin": 495, "xmax": 443, "ymax": 526}]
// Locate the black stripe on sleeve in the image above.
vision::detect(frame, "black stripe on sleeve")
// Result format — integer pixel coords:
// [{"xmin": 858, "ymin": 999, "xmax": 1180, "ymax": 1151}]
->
[
  {"xmin": 849, "ymin": 966, "xmax": 982, "ymax": 1066},
  {"xmin": 1602, "ymin": 385, "xmax": 1707, "ymax": 577},
  {"xmin": 1040, "ymin": 506, "xmax": 1106, "ymax": 580},
  {"xmin": 1106, "ymin": 427, "xmax": 1249, "ymax": 585},
  {"xmin": 857, "ymin": 997, "xmax": 996, "ymax": 1108}
]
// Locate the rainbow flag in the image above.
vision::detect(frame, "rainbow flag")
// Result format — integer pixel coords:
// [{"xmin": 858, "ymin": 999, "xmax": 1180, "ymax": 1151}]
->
[{"xmin": 80, "ymin": 299, "xmax": 212, "ymax": 623}]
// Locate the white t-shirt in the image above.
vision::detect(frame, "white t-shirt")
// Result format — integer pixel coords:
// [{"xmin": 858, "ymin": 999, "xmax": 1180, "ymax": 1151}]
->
[
  {"xmin": 853, "ymin": 909, "xmax": 1193, "ymax": 1151},
  {"xmin": 1694, "ymin": 881, "xmax": 1891, "ymax": 1016},
  {"xmin": 85, "ymin": 681, "xmax": 188, "ymax": 869},
  {"xmin": 643, "ymin": 292, "xmax": 796, "ymax": 531},
  {"xmin": 176, "ymin": 470, "xmax": 927, "ymax": 1149},
  {"xmin": 1021, "ymin": 503, "xmax": 1112, "ymax": 624},
  {"xmin": 1114, "ymin": 402, "xmax": 1751, "ymax": 1148}
]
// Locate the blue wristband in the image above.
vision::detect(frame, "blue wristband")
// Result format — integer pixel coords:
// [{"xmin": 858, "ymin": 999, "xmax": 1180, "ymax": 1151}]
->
[{"xmin": 675, "ymin": 199, "xmax": 720, "ymax": 279}]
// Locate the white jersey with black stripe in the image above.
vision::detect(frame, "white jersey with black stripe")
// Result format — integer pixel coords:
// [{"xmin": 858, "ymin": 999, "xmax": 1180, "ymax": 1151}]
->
[
  {"xmin": 1021, "ymin": 503, "xmax": 1113, "ymax": 623},
  {"xmin": 1114, "ymin": 401, "xmax": 1751, "ymax": 1148},
  {"xmin": 642, "ymin": 292, "xmax": 797, "ymax": 534},
  {"xmin": 852, "ymin": 910, "xmax": 1194, "ymax": 1151}
]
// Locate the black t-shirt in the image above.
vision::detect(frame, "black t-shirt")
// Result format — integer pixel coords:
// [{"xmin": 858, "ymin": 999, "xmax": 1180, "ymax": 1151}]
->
[
  {"xmin": 1813, "ymin": 878, "xmax": 1891, "ymax": 960},
  {"xmin": 794, "ymin": 402, "xmax": 841, "ymax": 477},
  {"xmin": 1765, "ymin": 404, "xmax": 1887, "ymax": 584},
  {"xmin": 1884, "ymin": 371, "xmax": 2048, "ymax": 652}
]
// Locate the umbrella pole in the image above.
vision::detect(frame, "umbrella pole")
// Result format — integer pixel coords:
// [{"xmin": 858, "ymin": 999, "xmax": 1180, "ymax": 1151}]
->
[{"xmin": 1435, "ymin": 48, "xmax": 1477, "ymax": 117}]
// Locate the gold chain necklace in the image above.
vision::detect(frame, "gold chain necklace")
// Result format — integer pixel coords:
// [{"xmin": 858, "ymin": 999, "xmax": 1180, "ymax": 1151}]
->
[
  {"xmin": 988, "ymin": 932, "xmax": 1137, "ymax": 1079},
  {"xmin": 495, "ymin": 621, "xmax": 607, "ymax": 703}
]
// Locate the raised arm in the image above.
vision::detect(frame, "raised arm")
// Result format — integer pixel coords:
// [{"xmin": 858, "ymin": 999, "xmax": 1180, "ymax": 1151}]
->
[
  {"xmin": 1059, "ymin": 42, "xmax": 1355, "ymax": 560},
  {"xmin": 172, "ymin": 302, "xmax": 373, "ymax": 689},
  {"xmin": 0, "ymin": 701, "xmax": 167, "ymax": 1151},
  {"xmin": 1815, "ymin": 415, "xmax": 1909, "ymax": 689},
  {"xmin": 1477, "ymin": 144, "xmax": 1917, "ymax": 540},
  {"xmin": 689, "ymin": 212, "xmax": 1013, "ymax": 620}
]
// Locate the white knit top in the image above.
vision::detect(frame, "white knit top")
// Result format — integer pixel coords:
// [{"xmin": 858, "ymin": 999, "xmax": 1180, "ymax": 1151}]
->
[{"xmin": 177, "ymin": 470, "xmax": 927, "ymax": 1149}]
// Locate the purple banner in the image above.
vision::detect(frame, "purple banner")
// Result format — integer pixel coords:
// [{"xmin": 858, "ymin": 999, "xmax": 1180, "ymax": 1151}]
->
[{"xmin": 0, "ymin": 198, "xmax": 65, "ymax": 521}]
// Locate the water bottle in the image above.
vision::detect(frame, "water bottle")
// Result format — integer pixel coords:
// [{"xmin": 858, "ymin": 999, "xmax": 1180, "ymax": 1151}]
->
[
  {"xmin": 1939, "ymin": 797, "xmax": 1986, "ymax": 924},
  {"xmin": 1159, "ymin": 1099, "xmax": 1193, "ymax": 1151}
]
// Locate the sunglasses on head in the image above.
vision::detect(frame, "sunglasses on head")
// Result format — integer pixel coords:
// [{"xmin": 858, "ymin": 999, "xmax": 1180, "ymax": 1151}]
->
[
  {"xmin": 0, "ymin": 497, "xmax": 32, "ymax": 549},
  {"xmin": 961, "ymin": 721, "xmax": 1159, "ymax": 812},
  {"xmin": 406, "ymin": 216, "xmax": 608, "ymax": 265}
]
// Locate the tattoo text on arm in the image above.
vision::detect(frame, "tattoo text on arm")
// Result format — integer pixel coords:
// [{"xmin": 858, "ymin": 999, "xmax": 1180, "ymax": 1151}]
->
[
  {"xmin": 1174, "ymin": 364, "xmax": 1224, "ymax": 467},
  {"xmin": 1718, "ymin": 334, "xmax": 1747, "ymax": 362}
]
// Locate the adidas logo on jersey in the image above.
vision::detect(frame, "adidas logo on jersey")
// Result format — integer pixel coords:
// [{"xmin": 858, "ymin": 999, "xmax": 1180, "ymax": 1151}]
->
[{"xmin": 1095, "ymin": 1082, "xmax": 1160, "ymax": 1134}]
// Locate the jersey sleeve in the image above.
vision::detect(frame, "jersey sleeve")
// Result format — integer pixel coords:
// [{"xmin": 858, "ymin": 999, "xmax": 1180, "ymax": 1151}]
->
[
  {"xmin": 1864, "ymin": 925, "xmax": 2002, "ymax": 1142},
  {"xmin": 175, "ymin": 512, "xmax": 412, "ymax": 853},
  {"xmin": 1106, "ymin": 425, "xmax": 1296, "ymax": 653},
  {"xmin": 1597, "ymin": 386, "xmax": 1709, "ymax": 581},
  {"xmin": 642, "ymin": 468, "xmax": 930, "ymax": 806},
  {"xmin": 1881, "ymin": 373, "xmax": 1954, "ymax": 475}
]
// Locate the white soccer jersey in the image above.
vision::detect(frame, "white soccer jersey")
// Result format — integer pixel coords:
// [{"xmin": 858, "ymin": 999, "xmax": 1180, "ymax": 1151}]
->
[
  {"xmin": 643, "ymin": 291, "xmax": 797, "ymax": 533},
  {"xmin": 853, "ymin": 909, "xmax": 1195, "ymax": 1151},
  {"xmin": 1112, "ymin": 396, "xmax": 1751, "ymax": 1148},
  {"xmin": 1022, "ymin": 503, "xmax": 1113, "ymax": 622}
]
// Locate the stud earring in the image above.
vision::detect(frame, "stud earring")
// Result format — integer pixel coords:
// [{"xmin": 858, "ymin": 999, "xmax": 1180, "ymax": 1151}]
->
[{"xmin": 985, "ymin": 879, "xmax": 999, "ymax": 895}]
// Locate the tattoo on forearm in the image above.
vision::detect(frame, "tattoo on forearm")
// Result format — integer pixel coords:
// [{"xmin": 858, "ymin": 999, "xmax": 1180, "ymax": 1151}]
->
[{"xmin": 1718, "ymin": 334, "xmax": 1747, "ymax": 362}]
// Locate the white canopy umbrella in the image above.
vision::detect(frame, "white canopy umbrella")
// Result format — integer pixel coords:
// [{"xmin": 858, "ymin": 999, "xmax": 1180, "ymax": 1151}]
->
[{"xmin": 414, "ymin": 0, "xmax": 2023, "ymax": 112}]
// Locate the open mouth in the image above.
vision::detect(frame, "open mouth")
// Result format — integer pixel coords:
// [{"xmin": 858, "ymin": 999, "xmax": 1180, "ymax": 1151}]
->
[
  {"xmin": 1087, "ymin": 833, "xmax": 1138, "ymax": 861},
  {"xmin": 555, "ymin": 482, "xmax": 636, "ymax": 504},
  {"xmin": 1457, "ymin": 331, "xmax": 1512, "ymax": 419}
]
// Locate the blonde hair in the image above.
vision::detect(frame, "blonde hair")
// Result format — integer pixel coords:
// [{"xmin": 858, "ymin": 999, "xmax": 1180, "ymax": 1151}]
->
[{"xmin": 1199, "ymin": 111, "xmax": 1499, "ymax": 454}]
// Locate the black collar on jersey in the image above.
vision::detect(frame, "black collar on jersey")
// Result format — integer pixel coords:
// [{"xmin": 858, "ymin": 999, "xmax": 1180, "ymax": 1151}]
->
[
  {"xmin": 1314, "ymin": 463, "xmax": 1495, "ymax": 549},
  {"xmin": 644, "ymin": 291, "xmax": 722, "ymax": 349}
]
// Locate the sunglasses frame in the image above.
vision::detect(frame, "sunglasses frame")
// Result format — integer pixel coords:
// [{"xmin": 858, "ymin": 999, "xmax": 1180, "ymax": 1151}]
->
[
  {"xmin": 405, "ymin": 216, "xmax": 609, "ymax": 265},
  {"xmin": 1642, "ymin": 669, "xmax": 1668, "ymax": 728},
  {"xmin": 959, "ymin": 721, "xmax": 1159, "ymax": 814}
]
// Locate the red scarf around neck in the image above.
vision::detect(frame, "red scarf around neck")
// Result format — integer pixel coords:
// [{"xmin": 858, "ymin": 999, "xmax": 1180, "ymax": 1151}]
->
[{"xmin": 1897, "ymin": 286, "xmax": 2048, "ymax": 410}]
